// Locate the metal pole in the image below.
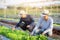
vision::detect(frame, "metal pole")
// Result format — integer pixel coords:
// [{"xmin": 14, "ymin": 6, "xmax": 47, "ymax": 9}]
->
[{"xmin": 4, "ymin": 7, "xmax": 6, "ymax": 18}]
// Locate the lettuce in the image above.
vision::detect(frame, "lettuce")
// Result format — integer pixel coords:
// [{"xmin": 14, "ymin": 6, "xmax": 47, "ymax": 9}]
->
[{"xmin": 0, "ymin": 26, "xmax": 48, "ymax": 40}]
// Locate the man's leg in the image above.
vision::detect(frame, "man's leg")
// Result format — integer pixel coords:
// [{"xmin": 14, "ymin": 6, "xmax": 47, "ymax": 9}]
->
[
  {"xmin": 33, "ymin": 29, "xmax": 43, "ymax": 35},
  {"xmin": 19, "ymin": 23, "xmax": 27, "ymax": 30},
  {"xmin": 48, "ymin": 30, "xmax": 52, "ymax": 36},
  {"xmin": 36, "ymin": 29, "xmax": 44, "ymax": 35},
  {"xmin": 27, "ymin": 23, "xmax": 35, "ymax": 32},
  {"xmin": 44, "ymin": 30, "xmax": 52, "ymax": 36}
]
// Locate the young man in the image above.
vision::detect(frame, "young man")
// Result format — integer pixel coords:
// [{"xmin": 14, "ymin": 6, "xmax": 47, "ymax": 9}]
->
[
  {"xmin": 12, "ymin": 10, "xmax": 35, "ymax": 32},
  {"xmin": 31, "ymin": 10, "xmax": 53, "ymax": 36}
]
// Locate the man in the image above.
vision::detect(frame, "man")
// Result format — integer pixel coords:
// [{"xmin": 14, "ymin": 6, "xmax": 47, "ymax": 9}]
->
[
  {"xmin": 12, "ymin": 10, "xmax": 35, "ymax": 32},
  {"xmin": 31, "ymin": 10, "xmax": 53, "ymax": 36}
]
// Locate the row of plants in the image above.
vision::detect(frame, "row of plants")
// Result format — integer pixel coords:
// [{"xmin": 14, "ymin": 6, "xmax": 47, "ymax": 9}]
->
[
  {"xmin": 0, "ymin": 26, "xmax": 48, "ymax": 40},
  {"xmin": 0, "ymin": 18, "xmax": 60, "ymax": 27}
]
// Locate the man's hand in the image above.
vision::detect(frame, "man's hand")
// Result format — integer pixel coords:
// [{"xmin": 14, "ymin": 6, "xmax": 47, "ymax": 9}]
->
[
  {"xmin": 30, "ymin": 32, "xmax": 34, "ymax": 35},
  {"xmin": 42, "ymin": 29, "xmax": 48, "ymax": 35},
  {"xmin": 42, "ymin": 32, "xmax": 45, "ymax": 35},
  {"xmin": 12, "ymin": 27, "xmax": 15, "ymax": 31},
  {"xmin": 27, "ymin": 25, "xmax": 30, "ymax": 28},
  {"xmin": 35, "ymin": 29, "xmax": 40, "ymax": 33}
]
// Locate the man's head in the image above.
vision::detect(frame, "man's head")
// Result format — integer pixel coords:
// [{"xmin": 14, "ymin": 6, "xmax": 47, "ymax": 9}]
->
[
  {"xmin": 18, "ymin": 10, "xmax": 27, "ymax": 18},
  {"xmin": 41, "ymin": 10, "xmax": 49, "ymax": 21}
]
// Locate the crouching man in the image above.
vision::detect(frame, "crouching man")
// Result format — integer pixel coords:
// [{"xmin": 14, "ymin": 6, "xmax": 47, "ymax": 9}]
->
[
  {"xmin": 12, "ymin": 10, "xmax": 35, "ymax": 32},
  {"xmin": 31, "ymin": 10, "xmax": 53, "ymax": 36}
]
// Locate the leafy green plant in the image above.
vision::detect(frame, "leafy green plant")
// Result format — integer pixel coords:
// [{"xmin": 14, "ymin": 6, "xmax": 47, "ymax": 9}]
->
[{"xmin": 0, "ymin": 26, "xmax": 48, "ymax": 40}]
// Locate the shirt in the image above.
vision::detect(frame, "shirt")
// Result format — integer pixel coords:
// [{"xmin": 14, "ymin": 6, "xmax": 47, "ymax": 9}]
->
[
  {"xmin": 32, "ymin": 16, "xmax": 53, "ymax": 33},
  {"xmin": 15, "ymin": 15, "xmax": 34, "ymax": 28}
]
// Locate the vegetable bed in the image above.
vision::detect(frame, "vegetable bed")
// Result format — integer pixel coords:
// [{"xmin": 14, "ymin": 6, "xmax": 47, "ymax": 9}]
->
[{"xmin": 0, "ymin": 26, "xmax": 48, "ymax": 40}]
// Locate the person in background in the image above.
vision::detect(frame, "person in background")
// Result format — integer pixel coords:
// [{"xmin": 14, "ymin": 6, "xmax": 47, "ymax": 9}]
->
[
  {"xmin": 12, "ymin": 10, "xmax": 35, "ymax": 32},
  {"xmin": 31, "ymin": 10, "xmax": 53, "ymax": 36}
]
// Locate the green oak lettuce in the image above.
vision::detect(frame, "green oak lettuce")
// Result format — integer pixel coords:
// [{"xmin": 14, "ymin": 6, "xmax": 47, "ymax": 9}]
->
[{"xmin": 0, "ymin": 26, "xmax": 48, "ymax": 40}]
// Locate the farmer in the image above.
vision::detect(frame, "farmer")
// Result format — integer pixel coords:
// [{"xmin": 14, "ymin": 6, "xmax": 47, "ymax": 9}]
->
[
  {"xmin": 12, "ymin": 10, "xmax": 35, "ymax": 32},
  {"xmin": 31, "ymin": 10, "xmax": 53, "ymax": 36}
]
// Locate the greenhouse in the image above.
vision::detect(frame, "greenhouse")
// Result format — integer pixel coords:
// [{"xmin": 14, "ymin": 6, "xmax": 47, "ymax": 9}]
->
[{"xmin": 0, "ymin": 0, "xmax": 60, "ymax": 40}]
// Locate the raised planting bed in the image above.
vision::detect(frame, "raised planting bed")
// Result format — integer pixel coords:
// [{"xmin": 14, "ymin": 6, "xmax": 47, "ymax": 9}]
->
[
  {"xmin": 0, "ymin": 26, "xmax": 48, "ymax": 40},
  {"xmin": 0, "ymin": 19, "xmax": 60, "ymax": 39},
  {"xmin": 0, "ymin": 19, "xmax": 60, "ymax": 26},
  {"xmin": 0, "ymin": 19, "xmax": 60, "ymax": 34}
]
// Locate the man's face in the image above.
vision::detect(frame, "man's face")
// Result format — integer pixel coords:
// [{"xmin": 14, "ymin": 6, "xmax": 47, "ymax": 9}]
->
[
  {"xmin": 20, "ymin": 14, "xmax": 27, "ymax": 18},
  {"xmin": 43, "ymin": 15, "xmax": 48, "ymax": 21}
]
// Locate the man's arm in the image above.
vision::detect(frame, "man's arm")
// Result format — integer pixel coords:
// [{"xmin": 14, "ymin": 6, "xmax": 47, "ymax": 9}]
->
[
  {"xmin": 27, "ymin": 15, "xmax": 34, "ymax": 28},
  {"xmin": 12, "ymin": 18, "xmax": 22, "ymax": 30},
  {"xmin": 31, "ymin": 17, "xmax": 43, "ymax": 35},
  {"xmin": 15, "ymin": 18, "xmax": 22, "ymax": 28},
  {"xmin": 29, "ymin": 15, "xmax": 34, "ymax": 22}
]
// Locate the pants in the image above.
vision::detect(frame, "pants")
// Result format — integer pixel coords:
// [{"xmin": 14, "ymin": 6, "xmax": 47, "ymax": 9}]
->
[
  {"xmin": 33, "ymin": 29, "xmax": 52, "ymax": 36},
  {"xmin": 19, "ymin": 23, "xmax": 35, "ymax": 32},
  {"xmin": 32, "ymin": 29, "xmax": 43, "ymax": 36},
  {"xmin": 43, "ymin": 29, "xmax": 53, "ymax": 36},
  {"xmin": 19, "ymin": 23, "xmax": 27, "ymax": 30}
]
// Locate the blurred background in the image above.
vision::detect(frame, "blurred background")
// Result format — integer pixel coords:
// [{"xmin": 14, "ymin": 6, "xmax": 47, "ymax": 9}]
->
[{"xmin": 0, "ymin": 0, "xmax": 60, "ymax": 24}]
